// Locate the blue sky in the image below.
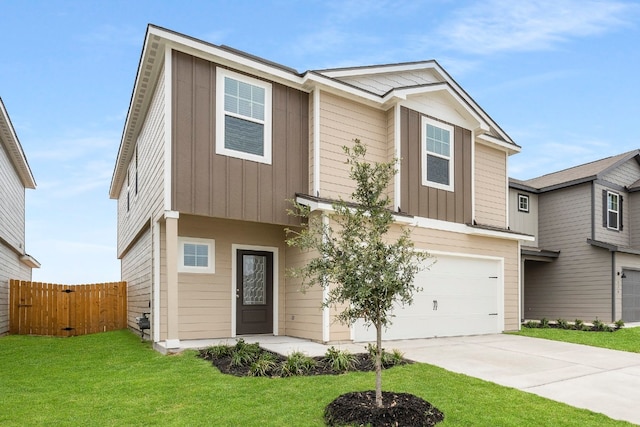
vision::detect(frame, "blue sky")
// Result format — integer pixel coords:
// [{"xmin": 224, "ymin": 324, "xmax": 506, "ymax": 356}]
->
[{"xmin": 2, "ymin": 0, "xmax": 639, "ymax": 283}]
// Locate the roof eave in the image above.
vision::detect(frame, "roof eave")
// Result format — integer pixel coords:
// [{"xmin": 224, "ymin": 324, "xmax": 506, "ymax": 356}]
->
[{"xmin": 0, "ymin": 98, "xmax": 36, "ymax": 189}]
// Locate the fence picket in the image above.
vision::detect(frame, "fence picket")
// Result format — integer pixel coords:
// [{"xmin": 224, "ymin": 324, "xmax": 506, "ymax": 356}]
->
[{"xmin": 8, "ymin": 281, "xmax": 127, "ymax": 337}]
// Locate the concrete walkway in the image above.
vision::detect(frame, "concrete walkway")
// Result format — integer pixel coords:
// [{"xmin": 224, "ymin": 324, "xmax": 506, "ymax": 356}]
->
[{"xmin": 210, "ymin": 333, "xmax": 640, "ymax": 425}]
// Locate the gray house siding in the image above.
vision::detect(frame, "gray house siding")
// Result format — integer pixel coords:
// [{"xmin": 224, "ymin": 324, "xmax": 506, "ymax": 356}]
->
[
  {"xmin": 594, "ymin": 182, "xmax": 630, "ymax": 247},
  {"xmin": 629, "ymin": 193, "xmax": 640, "ymax": 248},
  {"xmin": 509, "ymin": 188, "xmax": 538, "ymax": 247},
  {"xmin": 524, "ymin": 183, "xmax": 612, "ymax": 321}
]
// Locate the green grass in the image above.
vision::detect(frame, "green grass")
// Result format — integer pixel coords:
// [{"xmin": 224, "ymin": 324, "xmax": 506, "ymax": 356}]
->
[
  {"xmin": 0, "ymin": 330, "xmax": 634, "ymax": 426},
  {"xmin": 513, "ymin": 326, "xmax": 640, "ymax": 353}
]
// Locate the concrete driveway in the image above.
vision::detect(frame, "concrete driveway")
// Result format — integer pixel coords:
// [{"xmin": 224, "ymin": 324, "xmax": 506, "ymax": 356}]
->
[{"xmin": 384, "ymin": 334, "xmax": 640, "ymax": 425}]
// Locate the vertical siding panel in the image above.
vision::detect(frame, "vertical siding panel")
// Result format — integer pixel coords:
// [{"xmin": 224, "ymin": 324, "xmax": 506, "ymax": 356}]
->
[
  {"xmin": 407, "ymin": 109, "xmax": 421, "ymax": 214},
  {"xmin": 174, "ymin": 55, "xmax": 194, "ymax": 213},
  {"xmin": 243, "ymin": 161, "xmax": 259, "ymax": 222},
  {"xmin": 227, "ymin": 157, "xmax": 244, "ymax": 218},
  {"xmin": 193, "ymin": 58, "xmax": 213, "ymax": 216},
  {"xmin": 463, "ymin": 129, "xmax": 473, "ymax": 223},
  {"xmin": 400, "ymin": 108, "xmax": 410, "ymax": 213}
]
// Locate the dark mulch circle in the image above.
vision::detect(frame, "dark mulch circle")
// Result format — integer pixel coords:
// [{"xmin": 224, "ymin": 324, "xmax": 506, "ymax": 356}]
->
[{"xmin": 325, "ymin": 391, "xmax": 444, "ymax": 427}]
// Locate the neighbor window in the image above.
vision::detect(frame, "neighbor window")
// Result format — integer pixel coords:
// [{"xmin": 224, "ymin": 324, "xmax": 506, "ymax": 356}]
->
[
  {"xmin": 216, "ymin": 68, "xmax": 272, "ymax": 164},
  {"xmin": 422, "ymin": 117, "xmax": 454, "ymax": 191},
  {"xmin": 178, "ymin": 237, "xmax": 215, "ymax": 274},
  {"xmin": 518, "ymin": 194, "xmax": 529, "ymax": 213},
  {"xmin": 607, "ymin": 191, "xmax": 620, "ymax": 230}
]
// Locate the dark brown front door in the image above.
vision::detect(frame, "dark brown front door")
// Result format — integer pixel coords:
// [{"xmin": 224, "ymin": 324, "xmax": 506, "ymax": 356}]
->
[{"xmin": 236, "ymin": 250, "xmax": 273, "ymax": 335}]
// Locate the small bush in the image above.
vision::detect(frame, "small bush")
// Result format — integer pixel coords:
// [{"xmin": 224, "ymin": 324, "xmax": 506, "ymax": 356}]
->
[
  {"xmin": 324, "ymin": 346, "xmax": 357, "ymax": 373},
  {"xmin": 230, "ymin": 339, "xmax": 262, "ymax": 367},
  {"xmin": 249, "ymin": 353, "xmax": 278, "ymax": 377},
  {"xmin": 573, "ymin": 319, "xmax": 584, "ymax": 330},
  {"xmin": 523, "ymin": 320, "xmax": 538, "ymax": 328},
  {"xmin": 615, "ymin": 319, "xmax": 625, "ymax": 330},
  {"xmin": 539, "ymin": 318, "xmax": 550, "ymax": 329},
  {"xmin": 592, "ymin": 319, "xmax": 613, "ymax": 332},
  {"xmin": 202, "ymin": 344, "xmax": 233, "ymax": 359},
  {"xmin": 280, "ymin": 352, "xmax": 316, "ymax": 377},
  {"xmin": 556, "ymin": 318, "xmax": 569, "ymax": 329},
  {"xmin": 365, "ymin": 343, "xmax": 404, "ymax": 367}
]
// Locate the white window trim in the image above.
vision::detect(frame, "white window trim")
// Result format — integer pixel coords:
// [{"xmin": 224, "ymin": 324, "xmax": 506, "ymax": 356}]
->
[
  {"xmin": 178, "ymin": 237, "xmax": 215, "ymax": 274},
  {"xmin": 518, "ymin": 194, "xmax": 529, "ymax": 213},
  {"xmin": 422, "ymin": 116, "xmax": 454, "ymax": 192},
  {"xmin": 607, "ymin": 191, "xmax": 619, "ymax": 230},
  {"xmin": 216, "ymin": 68, "xmax": 272, "ymax": 164}
]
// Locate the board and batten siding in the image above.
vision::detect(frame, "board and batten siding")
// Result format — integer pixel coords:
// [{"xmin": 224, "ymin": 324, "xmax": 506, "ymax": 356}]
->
[
  {"xmin": 475, "ymin": 144, "xmax": 507, "ymax": 228},
  {"xmin": 317, "ymin": 91, "xmax": 388, "ymax": 201},
  {"xmin": 171, "ymin": 51, "xmax": 309, "ymax": 226},
  {"xmin": 117, "ymin": 66, "xmax": 166, "ymax": 257},
  {"xmin": 121, "ymin": 227, "xmax": 152, "ymax": 335},
  {"xmin": 173, "ymin": 215, "xmax": 288, "ymax": 340},
  {"xmin": 508, "ymin": 188, "xmax": 538, "ymax": 246},
  {"xmin": 525, "ymin": 183, "xmax": 612, "ymax": 321},
  {"xmin": 399, "ymin": 107, "xmax": 472, "ymax": 222}
]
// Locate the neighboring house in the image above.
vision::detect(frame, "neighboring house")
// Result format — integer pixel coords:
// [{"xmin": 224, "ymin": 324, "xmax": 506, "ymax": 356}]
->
[
  {"xmin": 0, "ymin": 97, "xmax": 39, "ymax": 335},
  {"xmin": 510, "ymin": 150, "xmax": 640, "ymax": 323},
  {"xmin": 110, "ymin": 25, "xmax": 530, "ymax": 351}
]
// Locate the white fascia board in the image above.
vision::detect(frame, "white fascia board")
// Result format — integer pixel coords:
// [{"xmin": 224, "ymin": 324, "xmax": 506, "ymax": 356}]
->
[
  {"xmin": 296, "ymin": 196, "xmax": 533, "ymax": 242},
  {"xmin": 20, "ymin": 254, "xmax": 40, "ymax": 269},
  {"xmin": 0, "ymin": 99, "xmax": 36, "ymax": 189},
  {"xmin": 476, "ymin": 133, "xmax": 521, "ymax": 155},
  {"xmin": 318, "ymin": 61, "xmax": 438, "ymax": 78}
]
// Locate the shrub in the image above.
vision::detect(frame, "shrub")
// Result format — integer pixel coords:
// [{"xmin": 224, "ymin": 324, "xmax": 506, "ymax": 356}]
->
[
  {"xmin": 523, "ymin": 320, "xmax": 538, "ymax": 328},
  {"xmin": 539, "ymin": 318, "xmax": 550, "ymax": 329},
  {"xmin": 230, "ymin": 339, "xmax": 262, "ymax": 367},
  {"xmin": 573, "ymin": 319, "xmax": 584, "ymax": 330},
  {"xmin": 592, "ymin": 319, "xmax": 613, "ymax": 332},
  {"xmin": 324, "ymin": 346, "xmax": 357, "ymax": 373},
  {"xmin": 202, "ymin": 344, "xmax": 233, "ymax": 359},
  {"xmin": 366, "ymin": 344, "xmax": 404, "ymax": 367},
  {"xmin": 556, "ymin": 318, "xmax": 569, "ymax": 329},
  {"xmin": 249, "ymin": 352, "xmax": 278, "ymax": 377},
  {"xmin": 280, "ymin": 352, "xmax": 316, "ymax": 377},
  {"xmin": 615, "ymin": 319, "xmax": 625, "ymax": 330}
]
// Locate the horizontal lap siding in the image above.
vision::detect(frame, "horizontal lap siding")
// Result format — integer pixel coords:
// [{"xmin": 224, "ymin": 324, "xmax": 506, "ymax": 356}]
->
[
  {"xmin": 172, "ymin": 51, "xmax": 309, "ymax": 226},
  {"xmin": 0, "ymin": 244, "xmax": 31, "ymax": 334},
  {"xmin": 475, "ymin": 144, "xmax": 507, "ymax": 228},
  {"xmin": 117, "ymin": 66, "xmax": 166, "ymax": 257},
  {"xmin": 508, "ymin": 189, "xmax": 538, "ymax": 246},
  {"xmin": 121, "ymin": 227, "xmax": 152, "ymax": 335},
  {"xmin": 318, "ymin": 91, "xmax": 388, "ymax": 201},
  {"xmin": 594, "ymin": 182, "xmax": 630, "ymax": 247},
  {"xmin": 400, "ymin": 107, "xmax": 471, "ymax": 222},
  {"xmin": 525, "ymin": 184, "xmax": 612, "ymax": 321},
  {"xmin": 176, "ymin": 215, "xmax": 288, "ymax": 340}
]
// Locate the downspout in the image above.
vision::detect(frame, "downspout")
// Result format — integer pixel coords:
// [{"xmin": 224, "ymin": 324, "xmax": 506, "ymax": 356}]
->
[{"xmin": 591, "ymin": 181, "xmax": 596, "ymax": 240}]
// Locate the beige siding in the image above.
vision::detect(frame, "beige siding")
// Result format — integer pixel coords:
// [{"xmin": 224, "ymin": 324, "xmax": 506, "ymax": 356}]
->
[
  {"xmin": 594, "ymin": 183, "xmax": 630, "ymax": 247},
  {"xmin": 0, "ymin": 244, "xmax": 31, "ymax": 334},
  {"xmin": 475, "ymin": 144, "xmax": 507, "ymax": 228},
  {"xmin": 336, "ymin": 69, "xmax": 442, "ymax": 96},
  {"xmin": 117, "ymin": 66, "xmax": 166, "ymax": 257},
  {"xmin": 509, "ymin": 188, "xmax": 538, "ymax": 246},
  {"xmin": 318, "ymin": 91, "xmax": 388, "ymax": 201},
  {"xmin": 171, "ymin": 215, "xmax": 288, "ymax": 340},
  {"xmin": 525, "ymin": 183, "xmax": 612, "ymax": 321},
  {"xmin": 121, "ymin": 227, "xmax": 152, "ymax": 337},
  {"xmin": 284, "ymin": 241, "xmax": 324, "ymax": 341}
]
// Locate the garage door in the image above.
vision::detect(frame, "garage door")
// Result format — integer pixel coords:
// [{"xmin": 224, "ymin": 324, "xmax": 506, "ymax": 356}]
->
[
  {"xmin": 353, "ymin": 254, "xmax": 502, "ymax": 341},
  {"xmin": 622, "ymin": 269, "xmax": 640, "ymax": 322}
]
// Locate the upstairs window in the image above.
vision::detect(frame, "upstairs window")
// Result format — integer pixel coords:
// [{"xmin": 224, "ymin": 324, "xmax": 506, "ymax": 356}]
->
[
  {"xmin": 606, "ymin": 191, "xmax": 620, "ymax": 230},
  {"xmin": 518, "ymin": 194, "xmax": 530, "ymax": 213},
  {"xmin": 422, "ymin": 117, "xmax": 454, "ymax": 191},
  {"xmin": 216, "ymin": 68, "xmax": 272, "ymax": 164}
]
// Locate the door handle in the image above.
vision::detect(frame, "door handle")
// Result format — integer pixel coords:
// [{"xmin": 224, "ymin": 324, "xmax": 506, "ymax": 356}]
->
[
  {"xmin": 433, "ymin": 300, "xmax": 438, "ymax": 311},
  {"xmin": 488, "ymin": 313, "xmax": 498, "ymax": 316}
]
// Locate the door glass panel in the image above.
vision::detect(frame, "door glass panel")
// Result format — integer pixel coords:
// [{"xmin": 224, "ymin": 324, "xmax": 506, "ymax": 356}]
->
[{"xmin": 243, "ymin": 255, "xmax": 266, "ymax": 305}]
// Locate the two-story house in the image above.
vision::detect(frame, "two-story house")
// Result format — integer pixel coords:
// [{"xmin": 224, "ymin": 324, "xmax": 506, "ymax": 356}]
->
[
  {"xmin": 110, "ymin": 25, "xmax": 530, "ymax": 352},
  {"xmin": 0, "ymin": 97, "xmax": 39, "ymax": 335},
  {"xmin": 510, "ymin": 150, "xmax": 640, "ymax": 324}
]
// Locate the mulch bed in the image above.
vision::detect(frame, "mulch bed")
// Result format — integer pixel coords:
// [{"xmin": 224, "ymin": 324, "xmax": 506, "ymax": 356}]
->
[{"xmin": 198, "ymin": 347, "xmax": 444, "ymax": 426}]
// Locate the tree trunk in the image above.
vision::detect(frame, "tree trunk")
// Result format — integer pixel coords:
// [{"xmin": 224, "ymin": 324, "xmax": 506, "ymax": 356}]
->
[{"xmin": 375, "ymin": 320, "xmax": 383, "ymax": 407}]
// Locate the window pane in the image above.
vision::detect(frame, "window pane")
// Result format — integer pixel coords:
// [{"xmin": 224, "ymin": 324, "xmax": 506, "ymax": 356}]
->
[
  {"xmin": 427, "ymin": 154, "xmax": 449, "ymax": 185},
  {"xmin": 238, "ymin": 99, "xmax": 252, "ymax": 117},
  {"xmin": 184, "ymin": 243, "xmax": 196, "ymax": 256},
  {"xmin": 426, "ymin": 124, "xmax": 450, "ymax": 157},
  {"xmin": 224, "ymin": 77, "xmax": 237, "ymax": 96},
  {"xmin": 243, "ymin": 255, "xmax": 267, "ymax": 305},
  {"xmin": 609, "ymin": 211, "xmax": 618, "ymax": 229},
  {"xmin": 238, "ymin": 81, "xmax": 252, "ymax": 101},
  {"xmin": 224, "ymin": 94, "xmax": 238, "ymax": 114},
  {"xmin": 225, "ymin": 115, "xmax": 264, "ymax": 156},
  {"xmin": 609, "ymin": 194, "xmax": 618, "ymax": 211}
]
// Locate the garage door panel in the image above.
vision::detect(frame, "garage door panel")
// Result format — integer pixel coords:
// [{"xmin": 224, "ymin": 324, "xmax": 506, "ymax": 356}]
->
[{"xmin": 353, "ymin": 255, "xmax": 502, "ymax": 341}]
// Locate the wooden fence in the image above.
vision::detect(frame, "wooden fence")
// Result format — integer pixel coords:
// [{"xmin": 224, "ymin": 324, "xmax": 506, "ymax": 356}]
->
[{"xmin": 9, "ymin": 280, "xmax": 127, "ymax": 337}]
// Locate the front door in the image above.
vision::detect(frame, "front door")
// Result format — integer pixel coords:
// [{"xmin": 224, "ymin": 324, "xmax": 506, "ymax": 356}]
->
[{"xmin": 236, "ymin": 250, "xmax": 273, "ymax": 335}]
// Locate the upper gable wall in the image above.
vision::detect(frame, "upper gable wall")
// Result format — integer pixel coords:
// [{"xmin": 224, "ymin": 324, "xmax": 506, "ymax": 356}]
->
[
  {"xmin": 171, "ymin": 51, "xmax": 309, "ymax": 226},
  {"xmin": 0, "ymin": 136, "xmax": 26, "ymax": 252},
  {"xmin": 335, "ymin": 69, "xmax": 442, "ymax": 95},
  {"xmin": 601, "ymin": 158, "xmax": 640, "ymax": 187}
]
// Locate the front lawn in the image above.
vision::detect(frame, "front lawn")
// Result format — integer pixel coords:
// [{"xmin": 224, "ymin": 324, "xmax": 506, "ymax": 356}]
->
[
  {"xmin": 0, "ymin": 330, "xmax": 634, "ymax": 426},
  {"xmin": 513, "ymin": 326, "xmax": 640, "ymax": 353}
]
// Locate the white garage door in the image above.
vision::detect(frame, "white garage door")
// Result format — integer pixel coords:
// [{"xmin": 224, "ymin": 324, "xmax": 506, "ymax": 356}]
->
[{"xmin": 353, "ymin": 254, "xmax": 502, "ymax": 341}]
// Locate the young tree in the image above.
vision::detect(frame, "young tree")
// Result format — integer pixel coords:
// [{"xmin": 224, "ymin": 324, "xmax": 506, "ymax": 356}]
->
[{"xmin": 286, "ymin": 139, "xmax": 432, "ymax": 407}]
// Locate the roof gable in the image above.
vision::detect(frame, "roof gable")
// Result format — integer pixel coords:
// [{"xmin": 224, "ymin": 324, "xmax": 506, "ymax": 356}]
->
[
  {"xmin": 515, "ymin": 150, "xmax": 640, "ymax": 192},
  {"xmin": 0, "ymin": 97, "xmax": 36, "ymax": 189}
]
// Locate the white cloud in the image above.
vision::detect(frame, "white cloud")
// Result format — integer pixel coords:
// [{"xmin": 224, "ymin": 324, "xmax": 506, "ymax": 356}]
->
[{"xmin": 440, "ymin": 0, "xmax": 637, "ymax": 55}]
